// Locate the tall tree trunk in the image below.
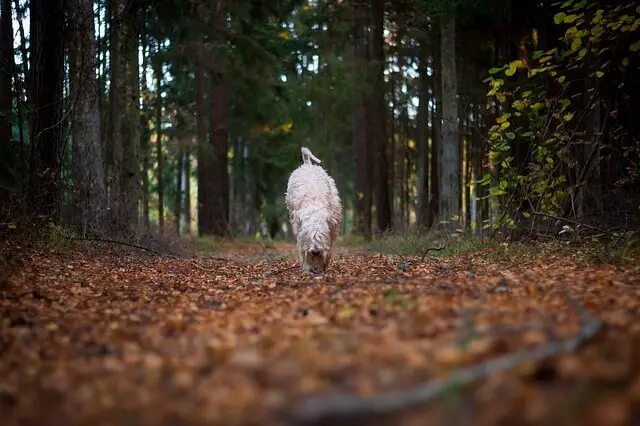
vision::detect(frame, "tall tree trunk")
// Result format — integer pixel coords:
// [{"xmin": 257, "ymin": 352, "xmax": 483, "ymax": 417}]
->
[
  {"xmin": 69, "ymin": 0, "xmax": 107, "ymax": 236},
  {"xmin": 108, "ymin": 0, "xmax": 125, "ymax": 227},
  {"xmin": 122, "ymin": 6, "xmax": 140, "ymax": 232},
  {"xmin": 29, "ymin": 0, "xmax": 64, "ymax": 220},
  {"xmin": 438, "ymin": 16, "xmax": 460, "ymax": 229},
  {"xmin": 140, "ymin": 33, "xmax": 150, "ymax": 231},
  {"xmin": 416, "ymin": 37, "xmax": 430, "ymax": 229},
  {"xmin": 154, "ymin": 43, "xmax": 164, "ymax": 233},
  {"xmin": 0, "ymin": 0, "xmax": 12, "ymax": 152},
  {"xmin": 370, "ymin": 0, "xmax": 391, "ymax": 232},
  {"xmin": 428, "ymin": 37, "xmax": 441, "ymax": 227},
  {"xmin": 183, "ymin": 149, "xmax": 191, "ymax": 234},
  {"xmin": 351, "ymin": 0, "xmax": 372, "ymax": 239},
  {"xmin": 578, "ymin": 69, "xmax": 603, "ymax": 216},
  {"xmin": 195, "ymin": 39, "xmax": 212, "ymax": 236},
  {"xmin": 175, "ymin": 146, "xmax": 182, "ymax": 234},
  {"xmin": 209, "ymin": 0, "xmax": 229, "ymax": 237}
]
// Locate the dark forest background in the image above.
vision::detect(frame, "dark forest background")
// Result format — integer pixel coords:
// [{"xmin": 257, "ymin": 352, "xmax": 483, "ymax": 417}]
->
[{"xmin": 0, "ymin": 0, "xmax": 638, "ymax": 245}]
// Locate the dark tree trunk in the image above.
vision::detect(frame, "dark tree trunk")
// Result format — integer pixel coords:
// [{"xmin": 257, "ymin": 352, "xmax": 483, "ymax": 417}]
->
[
  {"xmin": 108, "ymin": 0, "xmax": 125, "ymax": 227},
  {"xmin": 208, "ymin": 0, "xmax": 229, "ymax": 237},
  {"xmin": 439, "ymin": 16, "xmax": 460, "ymax": 229},
  {"xmin": 195, "ymin": 40, "xmax": 212, "ymax": 236},
  {"xmin": 154, "ymin": 43, "xmax": 164, "ymax": 233},
  {"xmin": 370, "ymin": 0, "xmax": 391, "ymax": 232},
  {"xmin": 351, "ymin": 0, "xmax": 372, "ymax": 239},
  {"xmin": 416, "ymin": 37, "xmax": 430, "ymax": 229},
  {"xmin": 122, "ymin": 7, "xmax": 140, "ymax": 232},
  {"xmin": 29, "ymin": 0, "xmax": 64, "ymax": 220},
  {"xmin": 0, "ymin": 0, "xmax": 12, "ymax": 154},
  {"xmin": 428, "ymin": 36, "xmax": 441, "ymax": 227},
  {"xmin": 69, "ymin": 0, "xmax": 107, "ymax": 236},
  {"xmin": 140, "ymin": 33, "xmax": 150, "ymax": 231}
]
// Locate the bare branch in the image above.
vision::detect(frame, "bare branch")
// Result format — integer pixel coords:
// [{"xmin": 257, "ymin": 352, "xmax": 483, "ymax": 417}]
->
[{"xmin": 288, "ymin": 294, "xmax": 603, "ymax": 425}]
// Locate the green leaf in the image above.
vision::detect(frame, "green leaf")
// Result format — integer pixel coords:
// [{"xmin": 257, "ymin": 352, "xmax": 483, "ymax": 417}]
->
[
  {"xmin": 563, "ymin": 112, "xmax": 574, "ymax": 121},
  {"xmin": 505, "ymin": 132, "xmax": 516, "ymax": 140},
  {"xmin": 554, "ymin": 12, "xmax": 567, "ymax": 24},
  {"xmin": 595, "ymin": 71, "xmax": 604, "ymax": 78}
]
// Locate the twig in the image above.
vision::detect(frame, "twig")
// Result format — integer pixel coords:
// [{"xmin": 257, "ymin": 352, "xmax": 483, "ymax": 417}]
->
[
  {"xmin": 420, "ymin": 246, "xmax": 444, "ymax": 262},
  {"xmin": 69, "ymin": 237, "xmax": 161, "ymax": 255},
  {"xmin": 529, "ymin": 210, "xmax": 613, "ymax": 236},
  {"xmin": 288, "ymin": 294, "xmax": 603, "ymax": 425}
]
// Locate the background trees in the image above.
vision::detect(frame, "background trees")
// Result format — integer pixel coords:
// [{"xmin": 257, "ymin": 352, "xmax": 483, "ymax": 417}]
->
[{"xmin": 0, "ymin": 0, "xmax": 637, "ymax": 241}]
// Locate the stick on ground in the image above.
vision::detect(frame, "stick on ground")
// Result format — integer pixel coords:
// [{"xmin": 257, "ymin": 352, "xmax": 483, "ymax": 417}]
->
[{"xmin": 288, "ymin": 294, "xmax": 603, "ymax": 425}]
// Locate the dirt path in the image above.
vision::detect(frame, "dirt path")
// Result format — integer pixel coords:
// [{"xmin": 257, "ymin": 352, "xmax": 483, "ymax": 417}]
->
[{"xmin": 1, "ymin": 243, "xmax": 639, "ymax": 426}]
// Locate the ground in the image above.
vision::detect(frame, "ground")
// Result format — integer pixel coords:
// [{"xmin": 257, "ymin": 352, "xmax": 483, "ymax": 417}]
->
[{"xmin": 1, "ymin": 239, "xmax": 639, "ymax": 426}]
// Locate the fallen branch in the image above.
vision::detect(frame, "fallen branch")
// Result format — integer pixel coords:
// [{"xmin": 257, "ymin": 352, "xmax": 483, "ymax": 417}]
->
[
  {"xmin": 288, "ymin": 294, "xmax": 603, "ymax": 425},
  {"xmin": 69, "ymin": 237, "xmax": 161, "ymax": 255},
  {"xmin": 529, "ymin": 211, "xmax": 614, "ymax": 237},
  {"xmin": 420, "ymin": 246, "xmax": 444, "ymax": 262}
]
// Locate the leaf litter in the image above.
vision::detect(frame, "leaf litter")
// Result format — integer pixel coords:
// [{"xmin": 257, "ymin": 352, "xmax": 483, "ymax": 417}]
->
[{"xmin": 0, "ymin": 242, "xmax": 639, "ymax": 426}]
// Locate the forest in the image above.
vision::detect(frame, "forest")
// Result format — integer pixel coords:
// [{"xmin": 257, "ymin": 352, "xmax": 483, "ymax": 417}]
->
[{"xmin": 1, "ymin": 0, "xmax": 639, "ymax": 425}]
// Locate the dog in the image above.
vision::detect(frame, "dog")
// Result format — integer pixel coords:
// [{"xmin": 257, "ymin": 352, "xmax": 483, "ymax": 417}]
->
[{"xmin": 285, "ymin": 147, "xmax": 342, "ymax": 274}]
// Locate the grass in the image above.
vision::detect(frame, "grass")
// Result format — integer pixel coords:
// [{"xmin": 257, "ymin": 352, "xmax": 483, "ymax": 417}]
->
[{"xmin": 340, "ymin": 230, "xmax": 495, "ymax": 259}]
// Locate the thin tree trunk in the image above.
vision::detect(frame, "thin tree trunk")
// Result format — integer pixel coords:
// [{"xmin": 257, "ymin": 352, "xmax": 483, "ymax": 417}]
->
[
  {"xmin": 438, "ymin": 16, "xmax": 460, "ymax": 229},
  {"xmin": 183, "ymin": 149, "xmax": 191, "ymax": 234},
  {"xmin": 154, "ymin": 43, "xmax": 164, "ymax": 232},
  {"xmin": 0, "ymin": 0, "xmax": 13, "ymax": 153},
  {"xmin": 13, "ymin": 0, "xmax": 27, "ymax": 102},
  {"xmin": 428, "ymin": 36, "xmax": 441, "ymax": 227},
  {"xmin": 175, "ymin": 146, "xmax": 183, "ymax": 234},
  {"xmin": 69, "ymin": 0, "xmax": 107, "ymax": 236},
  {"xmin": 29, "ymin": 0, "xmax": 64, "ymax": 220},
  {"xmin": 140, "ymin": 33, "xmax": 150, "ymax": 231},
  {"xmin": 416, "ymin": 38, "xmax": 430, "ymax": 229},
  {"xmin": 122, "ymin": 7, "xmax": 140, "ymax": 232},
  {"xmin": 195, "ymin": 39, "xmax": 211, "ymax": 236},
  {"xmin": 209, "ymin": 0, "xmax": 229, "ymax": 237},
  {"xmin": 370, "ymin": 0, "xmax": 391, "ymax": 232},
  {"xmin": 351, "ymin": 0, "xmax": 372, "ymax": 239},
  {"xmin": 108, "ymin": 0, "xmax": 126, "ymax": 227}
]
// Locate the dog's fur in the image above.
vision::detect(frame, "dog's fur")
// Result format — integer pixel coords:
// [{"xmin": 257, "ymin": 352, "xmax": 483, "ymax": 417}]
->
[{"xmin": 285, "ymin": 147, "xmax": 342, "ymax": 274}]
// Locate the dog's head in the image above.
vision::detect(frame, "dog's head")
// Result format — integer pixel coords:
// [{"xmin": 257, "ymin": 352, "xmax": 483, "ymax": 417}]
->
[{"xmin": 295, "ymin": 209, "xmax": 332, "ymax": 274}]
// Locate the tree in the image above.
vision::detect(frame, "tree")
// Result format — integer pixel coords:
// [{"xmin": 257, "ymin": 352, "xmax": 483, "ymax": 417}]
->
[
  {"xmin": 351, "ymin": 0, "xmax": 372, "ymax": 239},
  {"xmin": 370, "ymin": 0, "xmax": 391, "ymax": 233},
  {"xmin": 208, "ymin": 0, "xmax": 230, "ymax": 237},
  {"xmin": 438, "ymin": 14, "xmax": 460, "ymax": 228},
  {"xmin": 69, "ymin": 0, "xmax": 107, "ymax": 235},
  {"xmin": 29, "ymin": 0, "xmax": 65, "ymax": 219}
]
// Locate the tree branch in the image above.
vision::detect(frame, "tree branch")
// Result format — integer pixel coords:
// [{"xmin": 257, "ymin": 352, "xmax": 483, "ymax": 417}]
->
[
  {"xmin": 69, "ymin": 237, "xmax": 161, "ymax": 255},
  {"xmin": 287, "ymin": 294, "xmax": 603, "ymax": 425}
]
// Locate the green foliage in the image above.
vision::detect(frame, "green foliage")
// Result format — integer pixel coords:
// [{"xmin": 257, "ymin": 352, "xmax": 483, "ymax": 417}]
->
[{"xmin": 483, "ymin": 0, "xmax": 640, "ymax": 227}]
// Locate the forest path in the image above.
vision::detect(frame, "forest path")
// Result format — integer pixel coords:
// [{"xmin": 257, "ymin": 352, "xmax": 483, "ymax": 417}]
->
[{"xmin": 1, "ymin": 242, "xmax": 639, "ymax": 426}]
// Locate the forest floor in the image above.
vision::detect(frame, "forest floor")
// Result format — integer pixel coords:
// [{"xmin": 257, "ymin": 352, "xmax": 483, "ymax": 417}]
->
[{"xmin": 1, "ymin": 237, "xmax": 639, "ymax": 426}]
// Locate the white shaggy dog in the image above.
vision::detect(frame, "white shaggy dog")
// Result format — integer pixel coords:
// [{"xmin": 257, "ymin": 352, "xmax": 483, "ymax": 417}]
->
[{"xmin": 285, "ymin": 147, "xmax": 342, "ymax": 274}]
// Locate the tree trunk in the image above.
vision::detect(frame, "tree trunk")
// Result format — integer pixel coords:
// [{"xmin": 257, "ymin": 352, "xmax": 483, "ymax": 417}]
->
[
  {"xmin": 122, "ymin": 7, "xmax": 140, "ymax": 232},
  {"xmin": 370, "ymin": 0, "xmax": 391, "ymax": 233},
  {"xmin": 69, "ymin": 0, "xmax": 107, "ymax": 236},
  {"xmin": 428, "ymin": 36, "xmax": 441, "ymax": 227},
  {"xmin": 0, "ymin": 0, "xmax": 12, "ymax": 153},
  {"xmin": 29, "ymin": 0, "xmax": 64, "ymax": 220},
  {"xmin": 438, "ymin": 16, "xmax": 460, "ymax": 229},
  {"xmin": 578, "ymin": 70, "xmax": 603, "ymax": 216},
  {"xmin": 195, "ymin": 39, "xmax": 212, "ymax": 236},
  {"xmin": 154, "ymin": 43, "xmax": 164, "ymax": 233},
  {"xmin": 107, "ymin": 0, "xmax": 125, "ymax": 228},
  {"xmin": 175, "ymin": 146, "xmax": 183, "ymax": 234},
  {"xmin": 416, "ymin": 38, "xmax": 430, "ymax": 229},
  {"xmin": 209, "ymin": 0, "xmax": 229, "ymax": 237},
  {"xmin": 183, "ymin": 149, "xmax": 191, "ymax": 234},
  {"xmin": 140, "ymin": 33, "xmax": 150, "ymax": 231},
  {"xmin": 351, "ymin": 0, "xmax": 372, "ymax": 239}
]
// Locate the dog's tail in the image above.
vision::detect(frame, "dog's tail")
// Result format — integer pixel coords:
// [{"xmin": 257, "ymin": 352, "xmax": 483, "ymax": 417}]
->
[{"xmin": 301, "ymin": 147, "xmax": 321, "ymax": 165}]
